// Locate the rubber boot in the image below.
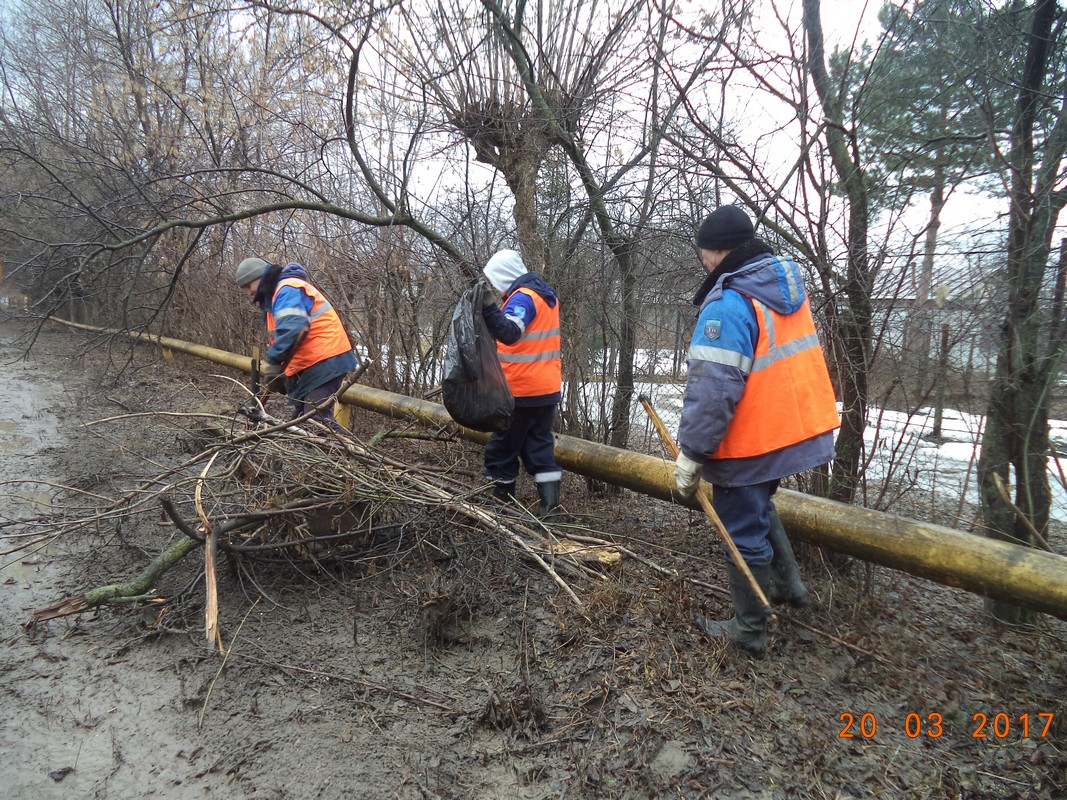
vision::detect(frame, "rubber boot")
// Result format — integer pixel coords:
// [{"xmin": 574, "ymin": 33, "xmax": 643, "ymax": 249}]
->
[
  {"xmin": 693, "ymin": 563, "xmax": 774, "ymax": 658},
  {"xmin": 767, "ymin": 506, "xmax": 810, "ymax": 608},
  {"xmin": 492, "ymin": 481, "xmax": 516, "ymax": 503},
  {"xmin": 536, "ymin": 480, "xmax": 562, "ymax": 523}
]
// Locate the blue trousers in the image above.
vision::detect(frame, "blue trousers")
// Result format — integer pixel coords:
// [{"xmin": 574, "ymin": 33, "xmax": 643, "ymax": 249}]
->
[
  {"xmin": 711, "ymin": 479, "xmax": 779, "ymax": 566},
  {"xmin": 484, "ymin": 404, "xmax": 561, "ymax": 484}
]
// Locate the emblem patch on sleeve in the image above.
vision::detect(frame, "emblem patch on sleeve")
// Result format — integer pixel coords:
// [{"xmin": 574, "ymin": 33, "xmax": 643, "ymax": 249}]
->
[{"xmin": 703, "ymin": 319, "xmax": 722, "ymax": 340}]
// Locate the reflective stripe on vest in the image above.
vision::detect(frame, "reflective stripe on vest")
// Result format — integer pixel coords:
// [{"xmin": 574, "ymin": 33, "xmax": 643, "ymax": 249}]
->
[
  {"xmin": 497, "ymin": 288, "xmax": 562, "ymax": 397},
  {"xmin": 704, "ymin": 295, "xmax": 839, "ymax": 460},
  {"xmin": 266, "ymin": 278, "xmax": 353, "ymax": 376}
]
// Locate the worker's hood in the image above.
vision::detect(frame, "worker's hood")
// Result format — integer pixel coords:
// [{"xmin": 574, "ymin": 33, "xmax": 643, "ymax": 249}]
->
[
  {"xmin": 254, "ymin": 262, "xmax": 309, "ymax": 309},
  {"xmin": 278, "ymin": 262, "xmax": 309, "ymax": 283},
  {"xmin": 507, "ymin": 272, "xmax": 558, "ymax": 307},
  {"xmin": 698, "ymin": 241, "xmax": 808, "ymax": 315}
]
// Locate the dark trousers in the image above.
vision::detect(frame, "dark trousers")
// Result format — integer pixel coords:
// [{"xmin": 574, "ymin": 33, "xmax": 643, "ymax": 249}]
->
[
  {"xmin": 290, "ymin": 375, "xmax": 346, "ymax": 432},
  {"xmin": 484, "ymin": 403, "xmax": 561, "ymax": 483},
  {"xmin": 711, "ymin": 479, "xmax": 780, "ymax": 566}
]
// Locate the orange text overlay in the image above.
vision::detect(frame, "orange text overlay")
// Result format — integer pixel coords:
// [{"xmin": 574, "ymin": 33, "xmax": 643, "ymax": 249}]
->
[{"xmin": 838, "ymin": 711, "xmax": 1056, "ymax": 740}]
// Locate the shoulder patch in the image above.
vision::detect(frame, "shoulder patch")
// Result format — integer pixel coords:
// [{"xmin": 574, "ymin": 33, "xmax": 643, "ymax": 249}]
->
[{"xmin": 703, "ymin": 318, "xmax": 722, "ymax": 340}]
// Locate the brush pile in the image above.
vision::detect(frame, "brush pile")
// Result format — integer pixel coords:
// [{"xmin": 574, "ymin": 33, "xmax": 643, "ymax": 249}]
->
[{"xmin": 18, "ymin": 406, "xmax": 622, "ymax": 641}]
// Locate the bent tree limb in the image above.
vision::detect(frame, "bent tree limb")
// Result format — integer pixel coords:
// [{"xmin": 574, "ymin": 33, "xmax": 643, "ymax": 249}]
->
[
  {"xmin": 29, "ymin": 488, "xmax": 326, "ymax": 624},
  {"xmin": 32, "ymin": 529, "xmax": 201, "ymax": 623}
]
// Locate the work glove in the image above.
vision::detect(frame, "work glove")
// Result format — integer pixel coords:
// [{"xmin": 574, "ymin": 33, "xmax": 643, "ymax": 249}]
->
[
  {"xmin": 479, "ymin": 279, "xmax": 500, "ymax": 309},
  {"xmin": 262, "ymin": 362, "xmax": 287, "ymax": 394},
  {"xmin": 674, "ymin": 451, "xmax": 703, "ymax": 500},
  {"xmin": 238, "ymin": 398, "xmax": 264, "ymax": 420}
]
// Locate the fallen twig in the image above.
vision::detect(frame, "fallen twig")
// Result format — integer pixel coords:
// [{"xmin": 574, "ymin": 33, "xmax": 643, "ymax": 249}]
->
[{"xmin": 992, "ymin": 472, "xmax": 1054, "ymax": 552}]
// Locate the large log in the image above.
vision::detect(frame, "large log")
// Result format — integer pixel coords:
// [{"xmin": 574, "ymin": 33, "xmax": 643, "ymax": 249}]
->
[{"xmin": 52, "ymin": 319, "xmax": 1067, "ymax": 619}]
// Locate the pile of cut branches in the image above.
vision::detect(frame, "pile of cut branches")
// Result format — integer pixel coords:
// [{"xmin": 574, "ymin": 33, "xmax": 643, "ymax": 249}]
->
[{"xmin": 9, "ymin": 405, "xmax": 623, "ymax": 648}]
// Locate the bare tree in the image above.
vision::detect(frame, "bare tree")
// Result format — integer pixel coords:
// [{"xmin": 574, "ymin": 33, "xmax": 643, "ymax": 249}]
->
[{"xmin": 977, "ymin": 0, "xmax": 1067, "ymax": 623}]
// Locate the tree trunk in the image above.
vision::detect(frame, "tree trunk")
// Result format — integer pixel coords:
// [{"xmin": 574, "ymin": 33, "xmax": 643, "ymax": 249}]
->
[
  {"xmin": 803, "ymin": 0, "xmax": 872, "ymax": 505},
  {"xmin": 509, "ymin": 164, "xmax": 547, "ymax": 267},
  {"xmin": 930, "ymin": 324, "xmax": 949, "ymax": 440},
  {"xmin": 978, "ymin": 0, "xmax": 1059, "ymax": 625},
  {"xmin": 52, "ymin": 317, "xmax": 1067, "ymax": 621},
  {"xmin": 909, "ymin": 160, "xmax": 946, "ymax": 397},
  {"xmin": 607, "ymin": 251, "xmax": 637, "ymax": 449}
]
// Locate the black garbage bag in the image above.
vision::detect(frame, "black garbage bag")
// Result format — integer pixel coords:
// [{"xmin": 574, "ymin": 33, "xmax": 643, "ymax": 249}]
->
[{"xmin": 441, "ymin": 282, "xmax": 514, "ymax": 432}]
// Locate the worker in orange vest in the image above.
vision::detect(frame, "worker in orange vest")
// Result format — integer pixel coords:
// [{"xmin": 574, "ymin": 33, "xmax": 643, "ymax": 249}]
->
[
  {"xmin": 675, "ymin": 206, "xmax": 839, "ymax": 657},
  {"xmin": 235, "ymin": 257, "xmax": 357, "ymax": 430},
  {"xmin": 479, "ymin": 250, "xmax": 563, "ymax": 522}
]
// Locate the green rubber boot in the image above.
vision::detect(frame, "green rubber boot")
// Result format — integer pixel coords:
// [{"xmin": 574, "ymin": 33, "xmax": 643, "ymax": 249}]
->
[
  {"xmin": 693, "ymin": 563, "xmax": 774, "ymax": 658},
  {"xmin": 767, "ymin": 505, "xmax": 810, "ymax": 608}
]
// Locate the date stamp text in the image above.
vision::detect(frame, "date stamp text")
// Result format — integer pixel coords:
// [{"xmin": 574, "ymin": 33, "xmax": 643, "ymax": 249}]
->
[{"xmin": 838, "ymin": 711, "xmax": 1055, "ymax": 740}]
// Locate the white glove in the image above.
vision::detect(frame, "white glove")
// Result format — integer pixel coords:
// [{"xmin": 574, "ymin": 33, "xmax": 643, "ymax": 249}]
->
[{"xmin": 674, "ymin": 452, "xmax": 703, "ymax": 499}]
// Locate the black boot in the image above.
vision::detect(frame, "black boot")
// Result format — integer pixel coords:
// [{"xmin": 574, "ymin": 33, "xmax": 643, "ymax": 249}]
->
[
  {"xmin": 492, "ymin": 481, "xmax": 516, "ymax": 502},
  {"xmin": 693, "ymin": 563, "xmax": 774, "ymax": 658},
  {"xmin": 767, "ymin": 505, "xmax": 810, "ymax": 608},
  {"xmin": 536, "ymin": 480, "xmax": 562, "ymax": 523}
]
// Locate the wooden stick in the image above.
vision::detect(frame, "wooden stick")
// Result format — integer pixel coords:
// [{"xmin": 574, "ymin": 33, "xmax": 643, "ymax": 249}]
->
[
  {"xmin": 196, "ymin": 451, "xmax": 224, "ymax": 653},
  {"xmin": 991, "ymin": 472, "xmax": 1053, "ymax": 552},
  {"xmin": 637, "ymin": 394, "xmax": 774, "ymax": 616}
]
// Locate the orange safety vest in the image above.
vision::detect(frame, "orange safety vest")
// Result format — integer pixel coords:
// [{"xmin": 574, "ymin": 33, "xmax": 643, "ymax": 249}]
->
[
  {"xmin": 497, "ymin": 288, "xmax": 562, "ymax": 398},
  {"xmin": 712, "ymin": 295, "xmax": 839, "ymax": 460},
  {"xmin": 266, "ymin": 278, "xmax": 352, "ymax": 377}
]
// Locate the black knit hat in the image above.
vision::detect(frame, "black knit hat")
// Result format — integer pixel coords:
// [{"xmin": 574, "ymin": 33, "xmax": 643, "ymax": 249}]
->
[{"xmin": 696, "ymin": 205, "xmax": 755, "ymax": 251}]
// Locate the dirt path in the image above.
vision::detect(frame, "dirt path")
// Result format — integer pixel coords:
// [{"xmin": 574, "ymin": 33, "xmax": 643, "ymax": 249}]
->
[
  {"xmin": 0, "ymin": 316, "xmax": 229, "ymax": 798},
  {"xmin": 1, "ymin": 311, "xmax": 1065, "ymax": 800}
]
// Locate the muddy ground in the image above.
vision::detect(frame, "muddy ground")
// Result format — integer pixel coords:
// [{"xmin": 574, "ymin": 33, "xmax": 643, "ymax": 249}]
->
[{"xmin": 1, "ymin": 310, "xmax": 1065, "ymax": 800}]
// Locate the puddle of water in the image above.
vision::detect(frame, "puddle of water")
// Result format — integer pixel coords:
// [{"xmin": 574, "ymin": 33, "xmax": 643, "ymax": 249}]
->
[{"xmin": 1, "ymin": 556, "xmax": 48, "ymax": 588}]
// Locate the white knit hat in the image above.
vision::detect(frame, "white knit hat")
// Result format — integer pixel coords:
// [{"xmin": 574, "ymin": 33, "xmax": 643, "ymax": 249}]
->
[{"xmin": 483, "ymin": 250, "xmax": 527, "ymax": 293}]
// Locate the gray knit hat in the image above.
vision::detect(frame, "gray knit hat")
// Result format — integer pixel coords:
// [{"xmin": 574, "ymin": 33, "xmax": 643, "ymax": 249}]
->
[{"xmin": 235, "ymin": 257, "xmax": 268, "ymax": 287}]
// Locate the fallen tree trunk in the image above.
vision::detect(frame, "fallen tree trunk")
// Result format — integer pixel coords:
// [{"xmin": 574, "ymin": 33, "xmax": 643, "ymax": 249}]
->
[{"xmin": 50, "ymin": 318, "xmax": 1067, "ymax": 620}]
